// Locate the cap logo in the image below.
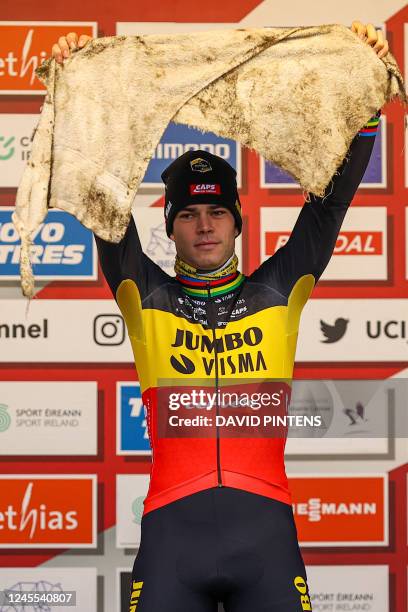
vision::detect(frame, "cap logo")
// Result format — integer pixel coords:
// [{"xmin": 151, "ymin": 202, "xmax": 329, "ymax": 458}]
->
[
  {"xmin": 190, "ymin": 158, "xmax": 212, "ymax": 173},
  {"xmin": 190, "ymin": 184, "xmax": 221, "ymax": 195}
]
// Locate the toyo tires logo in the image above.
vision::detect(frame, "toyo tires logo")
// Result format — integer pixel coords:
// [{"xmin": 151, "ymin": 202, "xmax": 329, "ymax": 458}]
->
[{"xmin": 0, "ymin": 404, "xmax": 11, "ymax": 432}]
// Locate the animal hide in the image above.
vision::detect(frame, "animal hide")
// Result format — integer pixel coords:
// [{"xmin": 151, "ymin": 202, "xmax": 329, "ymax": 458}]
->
[{"xmin": 12, "ymin": 24, "xmax": 406, "ymax": 297}]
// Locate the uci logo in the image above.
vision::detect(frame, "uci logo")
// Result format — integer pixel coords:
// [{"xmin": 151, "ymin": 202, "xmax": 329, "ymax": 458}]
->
[{"xmin": 293, "ymin": 576, "xmax": 312, "ymax": 611}]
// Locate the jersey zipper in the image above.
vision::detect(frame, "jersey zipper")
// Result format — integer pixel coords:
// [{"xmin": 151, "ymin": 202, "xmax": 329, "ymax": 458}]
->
[{"xmin": 207, "ymin": 281, "xmax": 223, "ymax": 487}]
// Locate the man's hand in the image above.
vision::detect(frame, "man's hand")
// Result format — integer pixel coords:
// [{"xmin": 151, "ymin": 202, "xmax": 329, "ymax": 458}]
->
[
  {"xmin": 51, "ymin": 32, "xmax": 93, "ymax": 64},
  {"xmin": 351, "ymin": 21, "xmax": 389, "ymax": 59}
]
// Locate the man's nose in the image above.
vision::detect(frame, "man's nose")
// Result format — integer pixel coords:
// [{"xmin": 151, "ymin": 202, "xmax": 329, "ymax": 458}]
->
[{"xmin": 196, "ymin": 212, "xmax": 213, "ymax": 233}]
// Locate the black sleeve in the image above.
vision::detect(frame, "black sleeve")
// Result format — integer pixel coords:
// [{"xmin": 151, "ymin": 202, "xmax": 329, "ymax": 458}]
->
[
  {"xmin": 250, "ymin": 111, "xmax": 381, "ymax": 297},
  {"xmin": 94, "ymin": 213, "xmax": 171, "ymax": 301}
]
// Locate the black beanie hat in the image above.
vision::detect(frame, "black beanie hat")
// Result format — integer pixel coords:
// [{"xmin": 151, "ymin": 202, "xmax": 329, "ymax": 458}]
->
[{"xmin": 161, "ymin": 150, "xmax": 242, "ymax": 237}]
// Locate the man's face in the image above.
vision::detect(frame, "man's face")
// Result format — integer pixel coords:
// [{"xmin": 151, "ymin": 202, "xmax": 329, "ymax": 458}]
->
[{"xmin": 170, "ymin": 203, "xmax": 238, "ymax": 270}]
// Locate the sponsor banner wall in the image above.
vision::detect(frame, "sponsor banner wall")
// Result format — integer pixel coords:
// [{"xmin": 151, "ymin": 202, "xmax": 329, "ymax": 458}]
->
[
  {"xmin": 0, "ymin": 3, "xmax": 407, "ymax": 612},
  {"xmin": 0, "ymin": 475, "xmax": 97, "ymax": 548},
  {"xmin": 0, "ymin": 381, "xmax": 98, "ymax": 455},
  {"xmin": 0, "ymin": 567, "xmax": 97, "ymax": 611}
]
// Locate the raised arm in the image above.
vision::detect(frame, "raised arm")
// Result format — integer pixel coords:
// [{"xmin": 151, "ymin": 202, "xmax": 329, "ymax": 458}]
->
[{"xmin": 251, "ymin": 110, "xmax": 381, "ymax": 297}]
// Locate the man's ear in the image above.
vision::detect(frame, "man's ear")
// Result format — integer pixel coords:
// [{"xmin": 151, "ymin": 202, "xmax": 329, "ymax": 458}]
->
[
  {"xmin": 234, "ymin": 227, "xmax": 239, "ymax": 238},
  {"xmin": 169, "ymin": 233, "xmax": 175, "ymax": 242}
]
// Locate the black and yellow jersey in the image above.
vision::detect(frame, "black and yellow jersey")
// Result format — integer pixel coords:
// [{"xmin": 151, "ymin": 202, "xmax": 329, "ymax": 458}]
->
[{"xmin": 95, "ymin": 113, "xmax": 380, "ymax": 515}]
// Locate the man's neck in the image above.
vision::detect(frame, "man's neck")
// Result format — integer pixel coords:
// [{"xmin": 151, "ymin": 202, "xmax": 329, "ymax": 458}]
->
[
  {"xmin": 174, "ymin": 253, "xmax": 238, "ymax": 280},
  {"xmin": 174, "ymin": 253, "xmax": 243, "ymax": 299}
]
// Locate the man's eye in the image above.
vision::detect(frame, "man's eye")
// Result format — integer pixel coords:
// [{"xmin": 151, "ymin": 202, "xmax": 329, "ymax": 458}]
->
[{"xmin": 213, "ymin": 210, "xmax": 226, "ymax": 215}]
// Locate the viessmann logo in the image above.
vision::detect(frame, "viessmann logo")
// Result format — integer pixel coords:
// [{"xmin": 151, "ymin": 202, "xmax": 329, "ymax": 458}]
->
[
  {"xmin": 293, "ymin": 496, "xmax": 377, "ymax": 522},
  {"xmin": 0, "ymin": 22, "xmax": 95, "ymax": 94},
  {"xmin": 290, "ymin": 476, "xmax": 386, "ymax": 546},
  {"xmin": 0, "ymin": 475, "xmax": 96, "ymax": 548}
]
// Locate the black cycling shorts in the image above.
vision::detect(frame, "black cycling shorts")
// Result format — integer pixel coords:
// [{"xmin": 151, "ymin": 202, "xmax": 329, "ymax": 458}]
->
[{"xmin": 128, "ymin": 486, "xmax": 312, "ymax": 611}]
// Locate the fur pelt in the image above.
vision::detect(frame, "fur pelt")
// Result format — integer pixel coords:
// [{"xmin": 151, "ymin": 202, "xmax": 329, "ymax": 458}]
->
[{"xmin": 12, "ymin": 24, "xmax": 406, "ymax": 297}]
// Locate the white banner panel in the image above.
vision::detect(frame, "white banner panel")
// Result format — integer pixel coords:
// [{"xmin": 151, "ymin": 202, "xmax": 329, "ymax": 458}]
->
[
  {"xmin": 285, "ymin": 378, "xmax": 390, "ymax": 456},
  {"xmin": 297, "ymin": 298, "xmax": 408, "ymax": 362},
  {"xmin": 260, "ymin": 206, "xmax": 388, "ymax": 280},
  {"xmin": 116, "ymin": 474, "xmax": 150, "ymax": 549},
  {"xmin": 0, "ymin": 566, "xmax": 97, "ymax": 611},
  {"xmin": 0, "ymin": 299, "xmax": 133, "ymax": 362},
  {"xmin": 307, "ymin": 565, "xmax": 389, "ymax": 612},
  {"xmin": 0, "ymin": 381, "xmax": 97, "ymax": 455}
]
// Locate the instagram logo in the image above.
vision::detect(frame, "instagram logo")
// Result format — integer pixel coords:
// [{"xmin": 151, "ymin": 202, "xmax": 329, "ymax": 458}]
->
[{"xmin": 93, "ymin": 314, "xmax": 125, "ymax": 346}]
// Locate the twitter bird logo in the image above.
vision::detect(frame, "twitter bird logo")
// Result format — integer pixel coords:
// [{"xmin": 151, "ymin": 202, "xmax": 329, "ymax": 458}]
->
[{"xmin": 320, "ymin": 318, "xmax": 349, "ymax": 343}]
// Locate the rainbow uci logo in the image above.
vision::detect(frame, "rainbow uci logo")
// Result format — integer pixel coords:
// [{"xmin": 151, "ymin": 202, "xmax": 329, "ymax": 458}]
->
[{"xmin": 0, "ymin": 404, "xmax": 11, "ymax": 432}]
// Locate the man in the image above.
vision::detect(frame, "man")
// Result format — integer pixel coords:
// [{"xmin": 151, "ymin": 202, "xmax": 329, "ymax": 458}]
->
[{"xmin": 52, "ymin": 22, "xmax": 388, "ymax": 612}]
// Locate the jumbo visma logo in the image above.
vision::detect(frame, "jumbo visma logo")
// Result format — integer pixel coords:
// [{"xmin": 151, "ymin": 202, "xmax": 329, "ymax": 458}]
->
[
  {"xmin": 0, "ymin": 404, "xmax": 11, "ymax": 432},
  {"xmin": 170, "ymin": 326, "xmax": 267, "ymax": 375}
]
